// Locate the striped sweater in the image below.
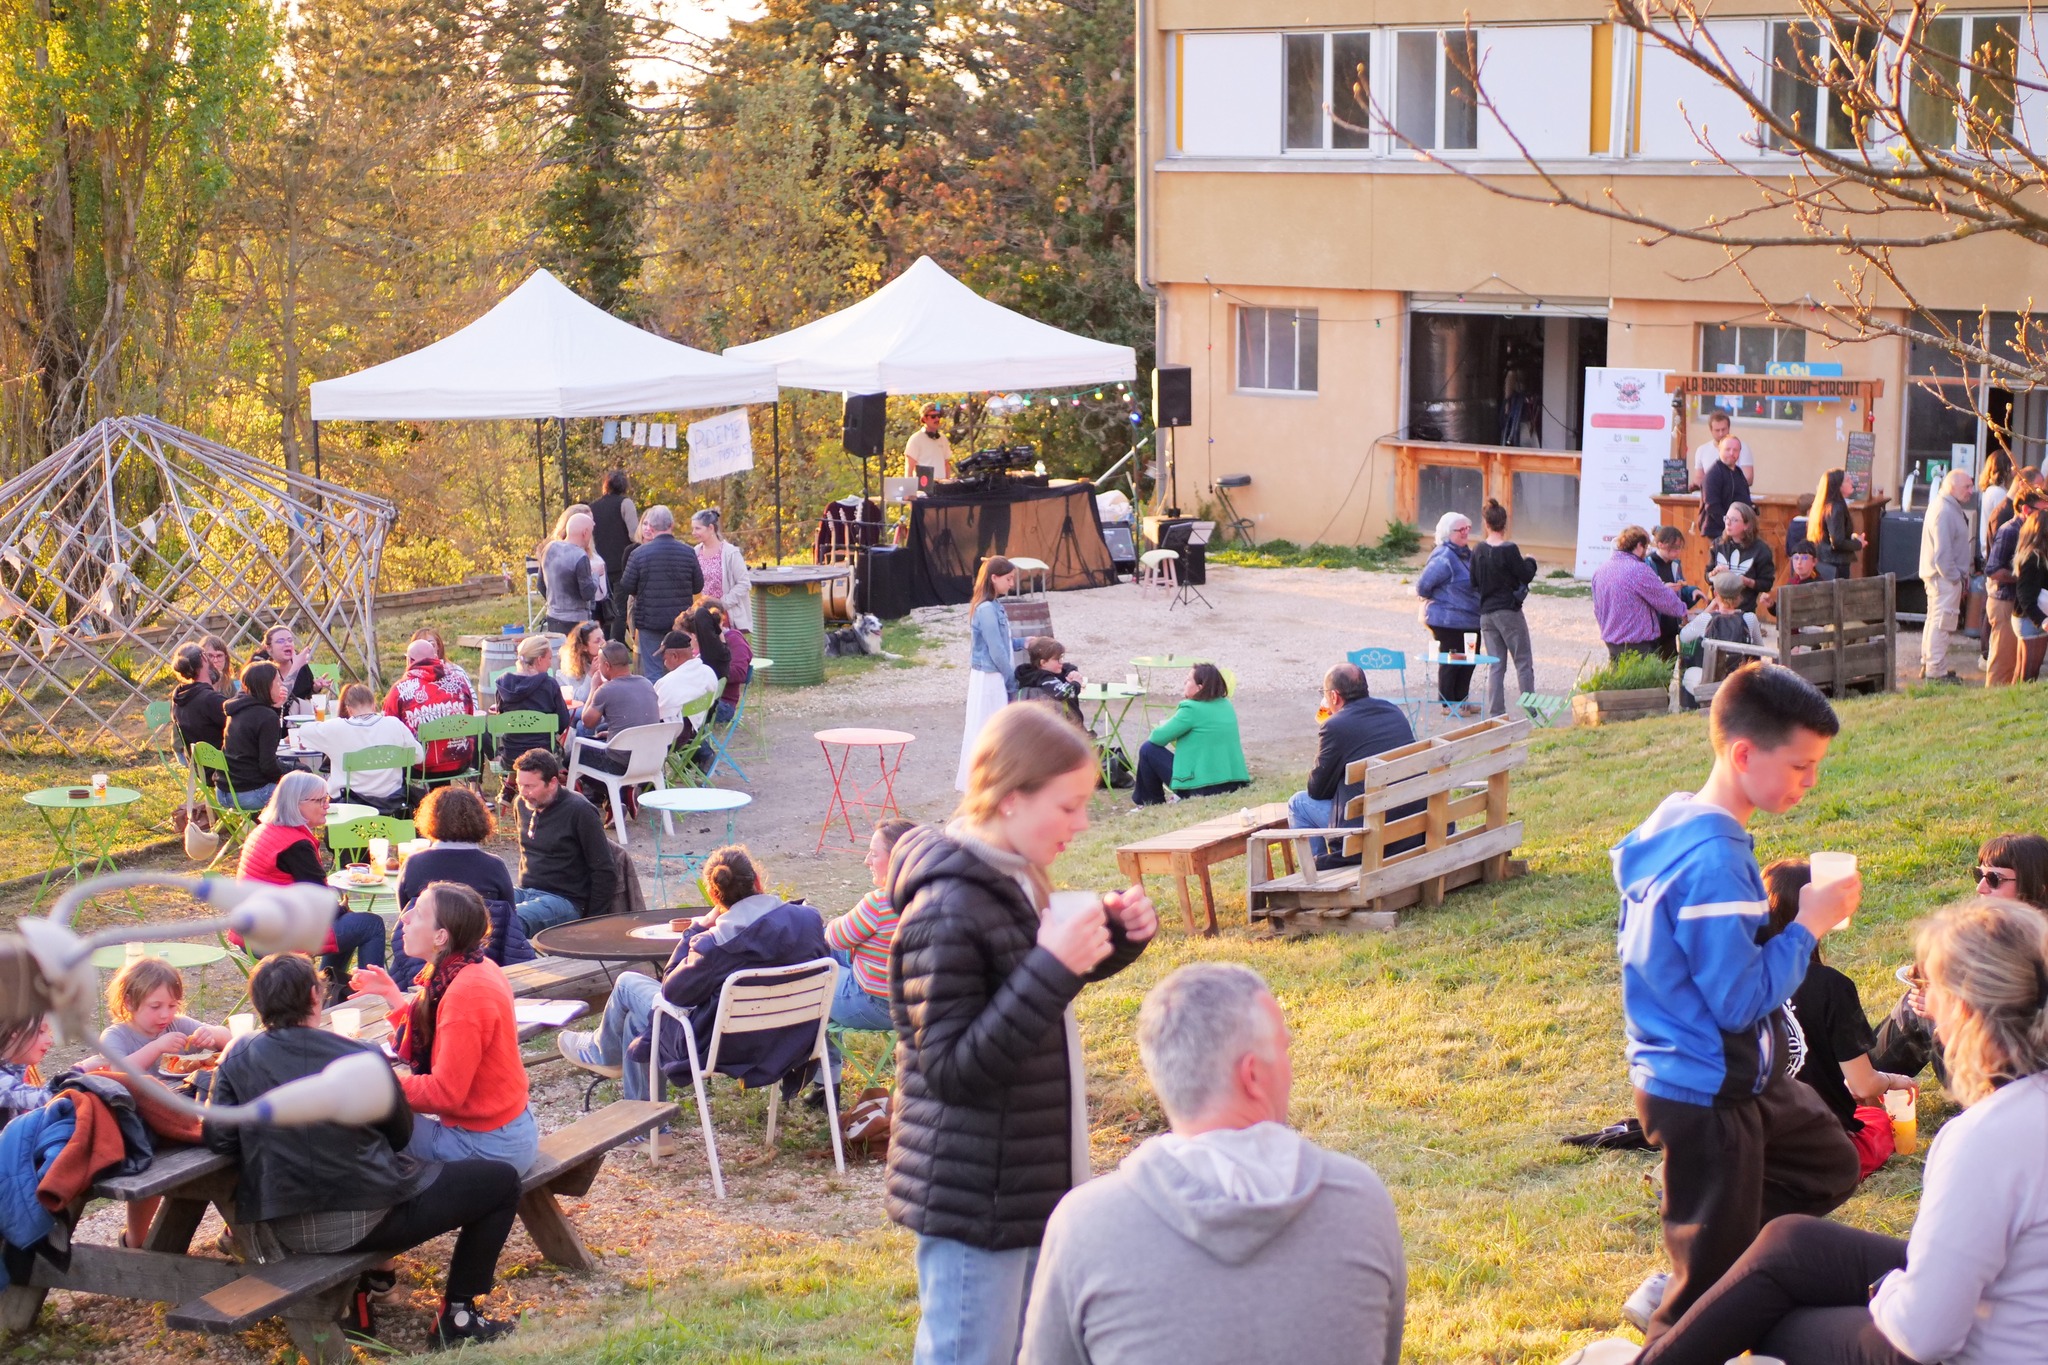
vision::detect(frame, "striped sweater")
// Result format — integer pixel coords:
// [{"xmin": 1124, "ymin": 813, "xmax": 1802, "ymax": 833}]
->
[{"xmin": 824, "ymin": 890, "xmax": 898, "ymax": 999}]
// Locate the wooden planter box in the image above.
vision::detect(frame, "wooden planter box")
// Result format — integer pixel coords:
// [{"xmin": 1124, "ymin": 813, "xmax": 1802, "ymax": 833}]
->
[{"xmin": 1571, "ymin": 687, "xmax": 1670, "ymax": 726}]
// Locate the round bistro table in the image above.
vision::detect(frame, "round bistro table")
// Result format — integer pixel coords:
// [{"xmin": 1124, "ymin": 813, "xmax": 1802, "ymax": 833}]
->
[
  {"xmin": 529, "ymin": 909, "xmax": 690, "ymax": 972},
  {"xmin": 640, "ymin": 788, "xmax": 752, "ymax": 907},
  {"xmin": 1078, "ymin": 683, "xmax": 1147, "ymax": 788},
  {"xmin": 24, "ymin": 786, "xmax": 144, "ymax": 908},
  {"xmin": 813, "ymin": 728, "xmax": 915, "ymax": 852}
]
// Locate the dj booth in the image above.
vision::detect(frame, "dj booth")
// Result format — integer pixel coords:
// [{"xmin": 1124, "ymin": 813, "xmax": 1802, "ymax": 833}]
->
[{"xmin": 890, "ymin": 476, "xmax": 1118, "ymax": 610}]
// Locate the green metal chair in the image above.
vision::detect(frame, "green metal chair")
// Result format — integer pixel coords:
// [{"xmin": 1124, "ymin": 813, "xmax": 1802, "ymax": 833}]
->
[
  {"xmin": 326, "ymin": 815, "xmax": 416, "ymax": 858},
  {"xmin": 663, "ymin": 690, "xmax": 721, "ymax": 788},
  {"xmin": 486, "ymin": 710, "xmax": 561, "ymax": 778},
  {"xmin": 1519, "ymin": 692, "xmax": 1571, "ymax": 728},
  {"xmin": 189, "ymin": 742, "xmax": 252, "ymax": 863},
  {"xmin": 144, "ymin": 699, "xmax": 195, "ymax": 809},
  {"xmin": 827, "ymin": 1025, "xmax": 896, "ymax": 1092},
  {"xmin": 413, "ymin": 713, "xmax": 487, "ymax": 791},
  {"xmin": 341, "ymin": 744, "xmax": 419, "ymax": 808},
  {"xmin": 310, "ymin": 661, "xmax": 343, "ymax": 692}
]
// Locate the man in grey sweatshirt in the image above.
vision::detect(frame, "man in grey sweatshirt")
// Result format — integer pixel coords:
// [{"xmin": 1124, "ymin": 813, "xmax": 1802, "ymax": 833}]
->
[{"xmin": 1019, "ymin": 963, "xmax": 1406, "ymax": 1365}]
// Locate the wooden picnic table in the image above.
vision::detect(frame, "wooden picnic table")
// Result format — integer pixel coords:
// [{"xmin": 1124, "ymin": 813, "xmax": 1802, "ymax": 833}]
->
[
  {"xmin": 1115, "ymin": 801, "xmax": 1294, "ymax": 936},
  {"xmin": 0, "ymin": 1100, "xmax": 674, "ymax": 1362}
]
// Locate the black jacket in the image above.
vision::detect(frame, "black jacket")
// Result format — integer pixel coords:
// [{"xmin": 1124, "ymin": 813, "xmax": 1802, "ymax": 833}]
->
[
  {"xmin": 589, "ymin": 492, "xmax": 636, "ymax": 579},
  {"xmin": 204, "ymin": 1026, "xmax": 425, "ymax": 1224},
  {"xmin": 615, "ymin": 532, "xmax": 704, "ymax": 633},
  {"xmin": 1306, "ymin": 696, "xmax": 1425, "ymax": 867},
  {"xmin": 2019, "ymin": 556, "xmax": 2048, "ymax": 627},
  {"xmin": 1702, "ymin": 460, "xmax": 1751, "ymax": 541},
  {"xmin": 515, "ymin": 788, "xmax": 616, "ymax": 915},
  {"xmin": 493, "ymin": 670, "xmax": 572, "ymax": 764},
  {"xmin": 884, "ymin": 827, "xmax": 1148, "ymax": 1250},
  {"xmin": 171, "ymin": 679, "xmax": 227, "ymax": 751},
  {"xmin": 1711, "ymin": 536, "xmax": 1777, "ymax": 615},
  {"xmin": 220, "ymin": 692, "xmax": 285, "ymax": 793},
  {"xmin": 1468, "ymin": 540, "xmax": 1538, "ymax": 615}
]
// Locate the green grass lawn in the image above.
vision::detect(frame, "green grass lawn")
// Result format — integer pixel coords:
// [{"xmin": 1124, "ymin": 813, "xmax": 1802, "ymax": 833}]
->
[{"xmin": 479, "ymin": 681, "xmax": 2046, "ymax": 1365}]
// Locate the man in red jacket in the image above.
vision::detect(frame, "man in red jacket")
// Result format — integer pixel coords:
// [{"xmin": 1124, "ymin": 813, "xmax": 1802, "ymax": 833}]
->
[{"xmin": 384, "ymin": 639, "xmax": 478, "ymax": 776}]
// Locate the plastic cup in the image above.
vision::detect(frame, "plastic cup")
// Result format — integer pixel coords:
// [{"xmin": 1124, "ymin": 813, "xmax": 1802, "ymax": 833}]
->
[
  {"xmin": 228, "ymin": 1013, "xmax": 256, "ymax": 1040},
  {"xmin": 124, "ymin": 940, "xmax": 147, "ymax": 966},
  {"xmin": 1125, "ymin": 672, "xmax": 1140, "ymax": 688},
  {"xmin": 311, "ymin": 694, "xmax": 328, "ymax": 722},
  {"xmin": 1046, "ymin": 890, "xmax": 1104, "ymax": 928},
  {"xmin": 1884, "ymin": 1088, "xmax": 1918, "ymax": 1155},
  {"xmin": 1810, "ymin": 852, "xmax": 1858, "ymax": 931},
  {"xmin": 90, "ymin": 773, "xmax": 109, "ymax": 799},
  {"xmin": 367, "ymin": 837, "xmax": 391, "ymax": 868},
  {"xmin": 329, "ymin": 1007, "xmax": 363, "ymax": 1038}
]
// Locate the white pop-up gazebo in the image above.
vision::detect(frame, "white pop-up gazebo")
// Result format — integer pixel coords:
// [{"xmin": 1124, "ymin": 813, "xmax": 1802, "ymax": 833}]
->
[
  {"xmin": 310, "ymin": 269, "xmax": 780, "ymax": 527},
  {"xmin": 723, "ymin": 255, "xmax": 1136, "ymax": 392}
]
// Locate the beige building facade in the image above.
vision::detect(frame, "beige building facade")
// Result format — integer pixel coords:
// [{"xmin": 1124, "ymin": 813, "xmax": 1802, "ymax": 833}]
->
[{"xmin": 1135, "ymin": 0, "xmax": 2048, "ymax": 555}]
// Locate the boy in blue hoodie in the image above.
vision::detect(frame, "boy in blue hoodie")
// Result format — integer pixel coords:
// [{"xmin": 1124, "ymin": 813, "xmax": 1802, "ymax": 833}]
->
[{"xmin": 1611, "ymin": 662, "xmax": 1862, "ymax": 1344}]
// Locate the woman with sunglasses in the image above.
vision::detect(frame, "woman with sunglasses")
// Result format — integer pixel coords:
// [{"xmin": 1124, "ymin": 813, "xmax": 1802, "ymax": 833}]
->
[
  {"xmin": 1872, "ymin": 832, "xmax": 2048, "ymax": 1084},
  {"xmin": 1568, "ymin": 897, "xmax": 2048, "ymax": 1365}
]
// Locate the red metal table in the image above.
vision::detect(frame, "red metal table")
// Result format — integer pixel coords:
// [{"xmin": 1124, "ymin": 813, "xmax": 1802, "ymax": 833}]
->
[{"xmin": 814, "ymin": 727, "xmax": 915, "ymax": 851}]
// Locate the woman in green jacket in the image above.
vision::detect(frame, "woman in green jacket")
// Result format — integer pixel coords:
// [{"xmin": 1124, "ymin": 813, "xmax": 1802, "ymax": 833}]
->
[{"xmin": 1132, "ymin": 664, "xmax": 1250, "ymax": 806}]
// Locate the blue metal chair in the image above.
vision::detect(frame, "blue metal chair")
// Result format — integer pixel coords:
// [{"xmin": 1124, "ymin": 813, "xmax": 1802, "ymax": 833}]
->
[{"xmin": 1346, "ymin": 647, "xmax": 1424, "ymax": 732}]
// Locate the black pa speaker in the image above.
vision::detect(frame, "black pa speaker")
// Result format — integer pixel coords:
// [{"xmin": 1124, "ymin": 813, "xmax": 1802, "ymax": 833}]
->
[
  {"xmin": 1153, "ymin": 365, "xmax": 1192, "ymax": 428},
  {"xmin": 843, "ymin": 392, "xmax": 887, "ymax": 458},
  {"xmin": 856, "ymin": 546, "xmax": 914, "ymax": 619}
]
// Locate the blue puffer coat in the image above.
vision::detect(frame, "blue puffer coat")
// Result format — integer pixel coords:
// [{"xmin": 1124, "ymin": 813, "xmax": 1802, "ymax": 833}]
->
[
  {"xmin": 0, "ymin": 1098, "xmax": 73, "ymax": 1249},
  {"xmin": 1416, "ymin": 543, "xmax": 1480, "ymax": 630}
]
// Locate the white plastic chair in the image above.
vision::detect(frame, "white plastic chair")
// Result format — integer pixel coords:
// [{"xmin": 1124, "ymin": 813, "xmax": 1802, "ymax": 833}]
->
[
  {"xmin": 646, "ymin": 958, "xmax": 845, "ymax": 1198},
  {"xmin": 565, "ymin": 720, "xmax": 686, "ymax": 847}
]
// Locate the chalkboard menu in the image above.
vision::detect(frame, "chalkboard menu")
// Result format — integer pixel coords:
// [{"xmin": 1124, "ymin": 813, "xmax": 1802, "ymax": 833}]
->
[
  {"xmin": 1663, "ymin": 458, "xmax": 1692, "ymax": 495},
  {"xmin": 1845, "ymin": 431, "xmax": 1875, "ymax": 501}
]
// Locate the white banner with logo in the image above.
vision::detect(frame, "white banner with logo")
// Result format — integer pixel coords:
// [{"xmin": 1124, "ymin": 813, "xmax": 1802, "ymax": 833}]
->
[
  {"xmin": 1575, "ymin": 368, "xmax": 1673, "ymax": 578},
  {"xmin": 686, "ymin": 409, "xmax": 754, "ymax": 482}
]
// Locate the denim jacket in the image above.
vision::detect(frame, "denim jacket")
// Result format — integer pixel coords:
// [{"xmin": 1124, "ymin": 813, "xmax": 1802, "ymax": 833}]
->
[{"xmin": 969, "ymin": 600, "xmax": 1016, "ymax": 695}]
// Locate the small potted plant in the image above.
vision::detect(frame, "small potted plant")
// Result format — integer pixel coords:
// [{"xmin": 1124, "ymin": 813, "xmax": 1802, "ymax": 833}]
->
[{"xmin": 1571, "ymin": 650, "xmax": 1675, "ymax": 726}]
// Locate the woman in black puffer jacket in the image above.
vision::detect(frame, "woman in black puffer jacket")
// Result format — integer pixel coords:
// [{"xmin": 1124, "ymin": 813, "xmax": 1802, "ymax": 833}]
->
[{"xmin": 886, "ymin": 701, "xmax": 1157, "ymax": 1365}]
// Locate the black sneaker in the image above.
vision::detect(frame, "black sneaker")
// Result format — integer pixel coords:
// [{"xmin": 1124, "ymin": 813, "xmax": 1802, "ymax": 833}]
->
[{"xmin": 432, "ymin": 1301, "xmax": 516, "ymax": 1349}]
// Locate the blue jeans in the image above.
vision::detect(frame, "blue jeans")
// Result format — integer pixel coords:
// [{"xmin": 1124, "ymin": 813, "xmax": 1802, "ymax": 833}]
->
[
  {"xmin": 913, "ymin": 1234, "xmax": 1038, "ymax": 1365},
  {"xmin": 638, "ymin": 629, "xmax": 670, "ymax": 681},
  {"xmin": 405, "ymin": 1107, "xmax": 540, "ymax": 1175},
  {"xmin": 830, "ymin": 953, "xmax": 894, "ymax": 1032},
  {"xmin": 514, "ymin": 888, "xmax": 581, "ymax": 937},
  {"xmin": 1287, "ymin": 789, "xmax": 1336, "ymax": 860},
  {"xmin": 323, "ymin": 909, "xmax": 386, "ymax": 980},
  {"xmin": 712, "ymin": 698, "xmax": 736, "ymax": 725},
  {"xmin": 228, "ymin": 782, "xmax": 276, "ymax": 811},
  {"xmin": 597, "ymin": 970, "xmax": 664, "ymax": 1103}
]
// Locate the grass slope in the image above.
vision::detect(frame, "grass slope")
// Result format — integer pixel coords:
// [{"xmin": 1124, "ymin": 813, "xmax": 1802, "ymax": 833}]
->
[{"xmin": 474, "ymin": 682, "xmax": 2043, "ymax": 1364}]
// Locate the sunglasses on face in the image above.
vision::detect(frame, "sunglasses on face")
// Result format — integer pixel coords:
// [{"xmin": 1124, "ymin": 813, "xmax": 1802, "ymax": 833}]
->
[{"xmin": 1976, "ymin": 866, "xmax": 2014, "ymax": 889}]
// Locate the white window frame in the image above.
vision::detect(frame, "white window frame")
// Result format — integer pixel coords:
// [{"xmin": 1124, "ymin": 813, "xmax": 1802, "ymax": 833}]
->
[
  {"xmin": 1282, "ymin": 30, "xmax": 1375, "ymax": 153},
  {"xmin": 1698, "ymin": 324, "xmax": 1808, "ymax": 424},
  {"xmin": 1391, "ymin": 28, "xmax": 1480, "ymax": 153},
  {"xmin": 1904, "ymin": 12, "xmax": 2022, "ymax": 151},
  {"xmin": 1237, "ymin": 307, "xmax": 1320, "ymax": 396}
]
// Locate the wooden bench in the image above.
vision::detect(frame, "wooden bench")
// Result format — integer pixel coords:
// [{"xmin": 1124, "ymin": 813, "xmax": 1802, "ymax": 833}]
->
[
  {"xmin": 4, "ymin": 1102, "xmax": 674, "ymax": 1363},
  {"xmin": 1703, "ymin": 574, "xmax": 1898, "ymax": 698},
  {"xmin": 1246, "ymin": 717, "xmax": 1529, "ymax": 935},
  {"xmin": 504, "ymin": 954, "xmax": 631, "ymax": 1004},
  {"xmin": 1115, "ymin": 802, "xmax": 1294, "ymax": 935}
]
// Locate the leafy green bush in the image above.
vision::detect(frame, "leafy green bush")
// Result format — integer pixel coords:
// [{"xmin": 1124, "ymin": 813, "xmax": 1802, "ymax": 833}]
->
[
  {"xmin": 1208, "ymin": 532, "xmax": 1421, "ymax": 572},
  {"xmin": 1377, "ymin": 520, "xmax": 1422, "ymax": 556},
  {"xmin": 1577, "ymin": 651, "xmax": 1674, "ymax": 693}
]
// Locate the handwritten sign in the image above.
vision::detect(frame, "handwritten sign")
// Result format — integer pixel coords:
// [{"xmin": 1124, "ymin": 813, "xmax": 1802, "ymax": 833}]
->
[
  {"xmin": 1844, "ymin": 431, "xmax": 1875, "ymax": 502},
  {"xmin": 687, "ymin": 409, "xmax": 754, "ymax": 482}
]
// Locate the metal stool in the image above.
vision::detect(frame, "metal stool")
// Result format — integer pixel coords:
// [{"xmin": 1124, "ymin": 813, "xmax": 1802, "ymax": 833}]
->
[
  {"xmin": 1214, "ymin": 475, "xmax": 1256, "ymax": 546},
  {"xmin": 1005, "ymin": 556, "xmax": 1051, "ymax": 599}
]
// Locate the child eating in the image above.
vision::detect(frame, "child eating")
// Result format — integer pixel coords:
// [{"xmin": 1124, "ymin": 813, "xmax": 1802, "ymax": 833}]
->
[{"xmin": 100, "ymin": 958, "xmax": 230, "ymax": 1247}]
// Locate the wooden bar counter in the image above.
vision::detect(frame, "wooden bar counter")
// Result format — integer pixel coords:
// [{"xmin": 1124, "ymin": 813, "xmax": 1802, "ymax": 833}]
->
[{"xmin": 1651, "ymin": 493, "xmax": 1889, "ymax": 586}]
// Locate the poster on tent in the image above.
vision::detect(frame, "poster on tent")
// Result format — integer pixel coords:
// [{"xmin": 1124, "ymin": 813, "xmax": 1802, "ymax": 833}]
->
[
  {"xmin": 1574, "ymin": 368, "xmax": 1674, "ymax": 579},
  {"xmin": 687, "ymin": 409, "xmax": 754, "ymax": 482}
]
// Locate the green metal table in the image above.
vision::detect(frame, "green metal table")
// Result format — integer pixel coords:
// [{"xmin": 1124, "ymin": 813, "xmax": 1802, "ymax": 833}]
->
[
  {"xmin": 24, "ymin": 786, "xmax": 143, "ymax": 908},
  {"xmin": 327, "ymin": 867, "xmax": 402, "ymax": 921},
  {"xmin": 1078, "ymin": 683, "xmax": 1147, "ymax": 788},
  {"xmin": 641, "ymin": 788, "xmax": 752, "ymax": 906}
]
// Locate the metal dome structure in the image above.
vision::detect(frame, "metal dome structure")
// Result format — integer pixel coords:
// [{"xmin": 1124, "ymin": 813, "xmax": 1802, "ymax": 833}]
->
[{"xmin": 0, "ymin": 416, "xmax": 396, "ymax": 759}]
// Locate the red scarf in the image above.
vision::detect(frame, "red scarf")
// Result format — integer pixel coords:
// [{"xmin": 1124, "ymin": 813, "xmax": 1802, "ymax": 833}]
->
[{"xmin": 402, "ymin": 947, "xmax": 484, "ymax": 1075}]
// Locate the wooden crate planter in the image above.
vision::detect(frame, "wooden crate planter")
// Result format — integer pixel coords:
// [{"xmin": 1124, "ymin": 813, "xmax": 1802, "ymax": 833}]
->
[
  {"xmin": 1570, "ymin": 687, "xmax": 1670, "ymax": 726},
  {"xmin": 1245, "ymin": 716, "xmax": 1529, "ymax": 936}
]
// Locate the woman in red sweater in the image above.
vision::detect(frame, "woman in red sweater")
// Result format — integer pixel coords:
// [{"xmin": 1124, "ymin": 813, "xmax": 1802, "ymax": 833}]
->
[{"xmin": 351, "ymin": 882, "xmax": 536, "ymax": 1171}]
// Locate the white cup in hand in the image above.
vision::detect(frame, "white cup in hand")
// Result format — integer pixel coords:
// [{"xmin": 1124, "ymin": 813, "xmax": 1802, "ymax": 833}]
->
[
  {"xmin": 1039, "ymin": 892, "xmax": 1110, "ymax": 975},
  {"xmin": 1811, "ymin": 852, "xmax": 1858, "ymax": 931}
]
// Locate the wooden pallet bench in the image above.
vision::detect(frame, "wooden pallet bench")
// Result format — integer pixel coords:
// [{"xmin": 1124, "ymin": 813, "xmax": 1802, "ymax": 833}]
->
[
  {"xmin": 1246, "ymin": 716, "xmax": 1529, "ymax": 935},
  {"xmin": 4, "ymin": 1101, "xmax": 674, "ymax": 1364},
  {"xmin": 1703, "ymin": 573, "xmax": 1898, "ymax": 699}
]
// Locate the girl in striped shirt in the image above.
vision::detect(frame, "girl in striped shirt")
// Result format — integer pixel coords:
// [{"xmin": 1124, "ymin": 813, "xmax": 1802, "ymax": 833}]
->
[{"xmin": 825, "ymin": 819, "xmax": 919, "ymax": 1031}]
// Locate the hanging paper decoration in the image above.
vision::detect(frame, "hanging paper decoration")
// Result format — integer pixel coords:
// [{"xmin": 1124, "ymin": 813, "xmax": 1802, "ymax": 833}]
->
[{"xmin": 602, "ymin": 420, "xmax": 618, "ymax": 446}]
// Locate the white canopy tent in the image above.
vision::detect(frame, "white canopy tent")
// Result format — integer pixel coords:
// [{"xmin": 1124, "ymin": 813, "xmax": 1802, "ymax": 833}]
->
[
  {"xmin": 723, "ymin": 255, "xmax": 1136, "ymax": 392},
  {"xmin": 310, "ymin": 269, "xmax": 778, "ymax": 420}
]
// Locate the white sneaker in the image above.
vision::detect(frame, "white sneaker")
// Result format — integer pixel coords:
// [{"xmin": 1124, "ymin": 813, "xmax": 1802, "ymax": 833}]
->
[
  {"xmin": 1621, "ymin": 1270, "xmax": 1668, "ymax": 1333},
  {"xmin": 1558, "ymin": 1340, "xmax": 1641, "ymax": 1365},
  {"xmin": 557, "ymin": 1030, "xmax": 622, "ymax": 1078}
]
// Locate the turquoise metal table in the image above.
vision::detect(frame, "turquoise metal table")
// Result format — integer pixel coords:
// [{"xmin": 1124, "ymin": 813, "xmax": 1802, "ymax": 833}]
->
[
  {"xmin": 641, "ymin": 788, "xmax": 752, "ymax": 906},
  {"xmin": 24, "ymin": 786, "xmax": 144, "ymax": 908},
  {"xmin": 1078, "ymin": 683, "xmax": 1147, "ymax": 788}
]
